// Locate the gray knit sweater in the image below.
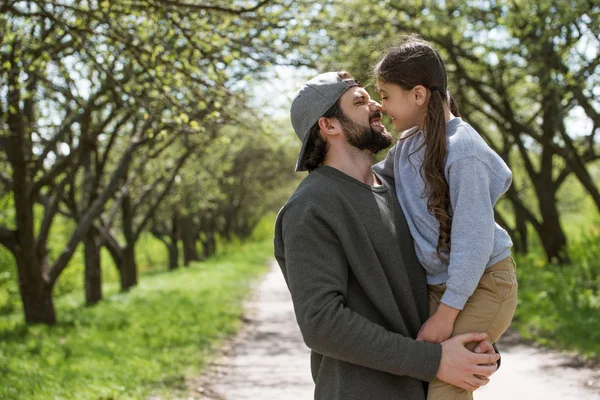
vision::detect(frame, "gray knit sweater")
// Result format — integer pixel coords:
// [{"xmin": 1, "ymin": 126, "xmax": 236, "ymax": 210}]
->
[
  {"xmin": 274, "ymin": 166, "xmax": 442, "ymax": 400},
  {"xmin": 373, "ymin": 118, "xmax": 513, "ymax": 310}
]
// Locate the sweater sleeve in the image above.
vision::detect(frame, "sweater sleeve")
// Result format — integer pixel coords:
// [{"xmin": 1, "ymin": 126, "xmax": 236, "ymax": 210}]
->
[
  {"xmin": 275, "ymin": 203, "xmax": 442, "ymax": 382},
  {"xmin": 441, "ymin": 157, "xmax": 496, "ymax": 310}
]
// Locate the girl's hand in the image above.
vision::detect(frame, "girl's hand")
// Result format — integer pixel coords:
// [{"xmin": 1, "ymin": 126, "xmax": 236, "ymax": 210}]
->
[
  {"xmin": 417, "ymin": 313, "xmax": 454, "ymax": 343},
  {"xmin": 417, "ymin": 303, "xmax": 460, "ymax": 343}
]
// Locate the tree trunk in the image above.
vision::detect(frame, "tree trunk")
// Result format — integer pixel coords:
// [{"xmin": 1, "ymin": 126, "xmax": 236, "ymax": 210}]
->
[
  {"xmin": 10, "ymin": 144, "xmax": 57, "ymax": 324},
  {"xmin": 494, "ymin": 209, "xmax": 522, "ymax": 254},
  {"xmin": 535, "ymin": 48, "xmax": 569, "ymax": 264},
  {"xmin": 538, "ymin": 226, "xmax": 568, "ymax": 263},
  {"xmin": 83, "ymin": 230, "xmax": 102, "ymax": 305},
  {"xmin": 98, "ymin": 224, "xmax": 137, "ymax": 291},
  {"xmin": 168, "ymin": 241, "xmax": 179, "ymax": 270},
  {"xmin": 536, "ymin": 192, "xmax": 569, "ymax": 263},
  {"xmin": 151, "ymin": 233, "xmax": 179, "ymax": 271},
  {"xmin": 16, "ymin": 250, "xmax": 56, "ymax": 324},
  {"xmin": 120, "ymin": 193, "xmax": 138, "ymax": 290},
  {"xmin": 514, "ymin": 205, "xmax": 529, "ymax": 254},
  {"xmin": 120, "ymin": 245, "xmax": 137, "ymax": 291},
  {"xmin": 202, "ymin": 232, "xmax": 217, "ymax": 259},
  {"xmin": 183, "ymin": 238, "xmax": 199, "ymax": 266},
  {"xmin": 6, "ymin": 83, "xmax": 56, "ymax": 324},
  {"xmin": 168, "ymin": 209, "xmax": 180, "ymax": 270},
  {"xmin": 101, "ymin": 228, "xmax": 123, "ymax": 272},
  {"xmin": 534, "ymin": 148, "xmax": 569, "ymax": 263},
  {"xmin": 151, "ymin": 230, "xmax": 179, "ymax": 271},
  {"xmin": 181, "ymin": 218, "xmax": 199, "ymax": 266},
  {"xmin": 21, "ymin": 281, "xmax": 55, "ymax": 325}
]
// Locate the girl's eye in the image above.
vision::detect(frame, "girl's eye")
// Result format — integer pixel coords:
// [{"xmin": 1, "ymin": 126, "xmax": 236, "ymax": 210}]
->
[{"xmin": 381, "ymin": 97, "xmax": 388, "ymax": 100}]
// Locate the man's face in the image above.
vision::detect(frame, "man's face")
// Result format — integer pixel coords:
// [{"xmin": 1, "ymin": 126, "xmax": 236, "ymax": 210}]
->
[{"xmin": 337, "ymin": 86, "xmax": 393, "ymax": 153}]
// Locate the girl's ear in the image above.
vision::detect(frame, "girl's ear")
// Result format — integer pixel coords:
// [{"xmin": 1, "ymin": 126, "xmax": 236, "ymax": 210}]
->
[{"xmin": 412, "ymin": 85, "xmax": 428, "ymax": 107}]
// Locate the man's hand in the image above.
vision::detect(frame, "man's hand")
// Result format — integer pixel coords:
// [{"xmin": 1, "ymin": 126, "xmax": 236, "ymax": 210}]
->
[
  {"xmin": 472, "ymin": 339, "xmax": 499, "ymax": 379},
  {"xmin": 473, "ymin": 339, "xmax": 497, "ymax": 358},
  {"xmin": 417, "ymin": 303, "xmax": 459, "ymax": 343},
  {"xmin": 436, "ymin": 332, "xmax": 500, "ymax": 391}
]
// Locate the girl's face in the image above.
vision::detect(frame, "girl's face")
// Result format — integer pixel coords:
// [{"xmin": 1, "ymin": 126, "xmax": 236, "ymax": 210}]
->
[{"xmin": 377, "ymin": 80, "xmax": 426, "ymax": 132}]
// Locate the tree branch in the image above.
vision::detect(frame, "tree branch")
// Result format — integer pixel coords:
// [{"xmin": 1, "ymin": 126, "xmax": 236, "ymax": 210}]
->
[
  {"xmin": 555, "ymin": 166, "xmax": 572, "ymax": 189},
  {"xmin": 36, "ymin": 170, "xmax": 72, "ymax": 254},
  {"xmin": 48, "ymin": 130, "xmax": 144, "ymax": 285},
  {"xmin": 29, "ymin": 146, "xmax": 82, "ymax": 198},
  {"xmin": 98, "ymin": 111, "xmax": 134, "ymax": 177},
  {"xmin": 494, "ymin": 209, "xmax": 514, "ymax": 232},
  {"xmin": 0, "ymin": 225, "xmax": 17, "ymax": 255},
  {"xmin": 0, "ymin": 168, "xmax": 12, "ymax": 191},
  {"xmin": 503, "ymin": 186, "xmax": 543, "ymax": 232},
  {"xmin": 161, "ymin": 0, "xmax": 273, "ymax": 14},
  {"xmin": 133, "ymin": 147, "xmax": 194, "ymax": 241}
]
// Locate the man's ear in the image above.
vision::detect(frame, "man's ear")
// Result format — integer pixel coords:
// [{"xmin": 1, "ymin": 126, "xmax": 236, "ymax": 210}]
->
[
  {"xmin": 412, "ymin": 85, "xmax": 428, "ymax": 107},
  {"xmin": 317, "ymin": 116, "xmax": 342, "ymax": 138}
]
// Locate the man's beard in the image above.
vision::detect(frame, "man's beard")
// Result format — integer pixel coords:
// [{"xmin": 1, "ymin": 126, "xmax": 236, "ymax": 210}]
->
[{"xmin": 338, "ymin": 112, "xmax": 393, "ymax": 154}]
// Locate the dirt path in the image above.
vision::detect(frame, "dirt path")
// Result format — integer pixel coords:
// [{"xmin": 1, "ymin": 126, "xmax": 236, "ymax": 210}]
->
[
  {"xmin": 475, "ymin": 330, "xmax": 600, "ymax": 399},
  {"xmin": 194, "ymin": 261, "xmax": 600, "ymax": 400}
]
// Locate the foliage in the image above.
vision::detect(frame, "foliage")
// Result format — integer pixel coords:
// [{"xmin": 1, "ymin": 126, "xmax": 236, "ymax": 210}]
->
[
  {"xmin": 0, "ymin": 0, "xmax": 320, "ymax": 323},
  {"xmin": 314, "ymin": 0, "xmax": 600, "ymax": 261},
  {"xmin": 0, "ymin": 237, "xmax": 273, "ymax": 400},
  {"xmin": 513, "ymin": 229, "xmax": 600, "ymax": 359}
]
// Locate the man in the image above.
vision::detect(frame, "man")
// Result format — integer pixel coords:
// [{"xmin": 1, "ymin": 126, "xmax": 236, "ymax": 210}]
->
[{"xmin": 274, "ymin": 71, "xmax": 499, "ymax": 399}]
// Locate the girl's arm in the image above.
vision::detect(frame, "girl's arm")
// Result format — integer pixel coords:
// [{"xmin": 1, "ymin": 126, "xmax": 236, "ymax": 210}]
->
[
  {"xmin": 372, "ymin": 141, "xmax": 398, "ymax": 180},
  {"xmin": 441, "ymin": 156, "xmax": 497, "ymax": 310},
  {"xmin": 418, "ymin": 156, "xmax": 497, "ymax": 343}
]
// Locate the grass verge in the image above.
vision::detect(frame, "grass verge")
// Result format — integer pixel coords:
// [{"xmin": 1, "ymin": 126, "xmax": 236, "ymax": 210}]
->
[
  {"xmin": 511, "ymin": 231, "xmax": 600, "ymax": 360},
  {"xmin": 0, "ymin": 239, "xmax": 272, "ymax": 400}
]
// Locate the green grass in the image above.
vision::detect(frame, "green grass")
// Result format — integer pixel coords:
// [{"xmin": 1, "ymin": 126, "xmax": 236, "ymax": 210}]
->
[
  {"xmin": 507, "ymin": 177, "xmax": 600, "ymax": 360},
  {"xmin": 0, "ymin": 239, "xmax": 272, "ymax": 400},
  {"xmin": 1, "ymin": 196, "xmax": 599, "ymax": 399},
  {"xmin": 511, "ymin": 230, "xmax": 600, "ymax": 360}
]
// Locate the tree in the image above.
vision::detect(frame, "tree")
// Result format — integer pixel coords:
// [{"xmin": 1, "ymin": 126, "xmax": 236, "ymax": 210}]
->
[
  {"xmin": 150, "ymin": 117, "xmax": 299, "ymax": 267},
  {"xmin": 0, "ymin": 4, "xmax": 147, "ymax": 321},
  {"xmin": 0, "ymin": 0, "xmax": 318, "ymax": 323},
  {"xmin": 315, "ymin": 0, "xmax": 600, "ymax": 261}
]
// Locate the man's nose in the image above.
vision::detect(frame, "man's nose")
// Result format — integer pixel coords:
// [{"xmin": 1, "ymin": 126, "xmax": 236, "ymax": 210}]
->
[{"xmin": 373, "ymin": 100, "xmax": 385, "ymax": 113}]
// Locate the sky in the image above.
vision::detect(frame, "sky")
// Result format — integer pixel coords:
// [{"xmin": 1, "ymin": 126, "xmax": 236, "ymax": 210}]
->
[{"xmin": 248, "ymin": 65, "xmax": 316, "ymax": 121}]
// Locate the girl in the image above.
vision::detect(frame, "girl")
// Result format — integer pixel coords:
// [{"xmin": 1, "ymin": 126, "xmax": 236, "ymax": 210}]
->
[{"xmin": 373, "ymin": 36, "xmax": 518, "ymax": 400}]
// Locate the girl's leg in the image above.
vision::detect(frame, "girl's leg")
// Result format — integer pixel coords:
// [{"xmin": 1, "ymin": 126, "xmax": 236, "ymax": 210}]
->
[{"xmin": 426, "ymin": 257, "xmax": 518, "ymax": 400}]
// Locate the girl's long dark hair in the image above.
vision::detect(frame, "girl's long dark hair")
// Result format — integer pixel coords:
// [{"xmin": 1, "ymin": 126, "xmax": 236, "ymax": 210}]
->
[{"xmin": 375, "ymin": 36, "xmax": 459, "ymax": 264}]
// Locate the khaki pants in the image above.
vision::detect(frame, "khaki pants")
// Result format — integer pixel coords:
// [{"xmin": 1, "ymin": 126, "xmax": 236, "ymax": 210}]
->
[{"xmin": 427, "ymin": 257, "xmax": 518, "ymax": 400}]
